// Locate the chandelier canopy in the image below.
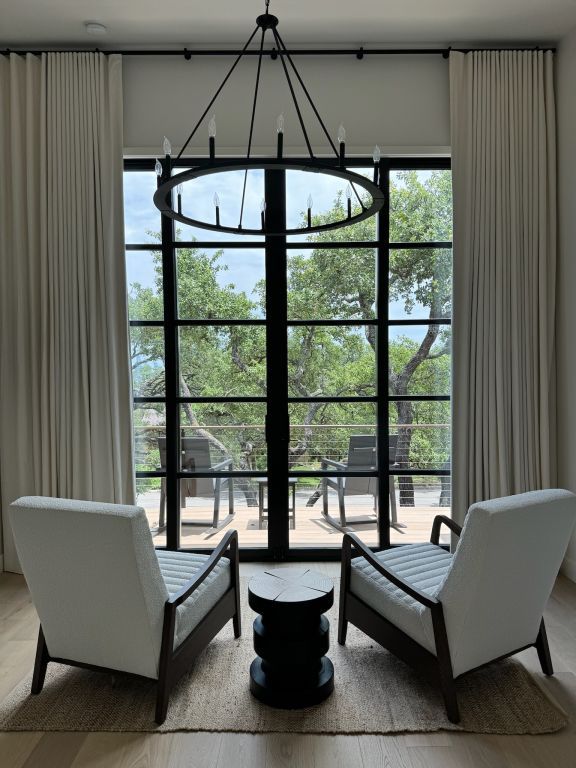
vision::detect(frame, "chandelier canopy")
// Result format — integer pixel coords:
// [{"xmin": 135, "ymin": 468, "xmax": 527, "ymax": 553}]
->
[{"xmin": 153, "ymin": 1, "xmax": 385, "ymax": 237}]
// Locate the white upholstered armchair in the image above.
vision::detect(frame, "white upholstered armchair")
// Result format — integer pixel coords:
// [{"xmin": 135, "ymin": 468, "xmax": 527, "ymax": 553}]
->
[
  {"xmin": 9, "ymin": 496, "xmax": 241, "ymax": 724},
  {"xmin": 338, "ymin": 489, "xmax": 576, "ymax": 723}
]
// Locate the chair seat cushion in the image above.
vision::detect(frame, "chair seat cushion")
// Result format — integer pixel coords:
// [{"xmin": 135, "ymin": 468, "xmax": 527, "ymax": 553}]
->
[
  {"xmin": 350, "ymin": 543, "xmax": 453, "ymax": 654},
  {"xmin": 157, "ymin": 551, "xmax": 231, "ymax": 649}
]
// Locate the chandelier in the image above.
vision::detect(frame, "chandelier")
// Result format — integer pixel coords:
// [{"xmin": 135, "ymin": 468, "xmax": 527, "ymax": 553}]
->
[{"xmin": 153, "ymin": 1, "xmax": 385, "ymax": 237}]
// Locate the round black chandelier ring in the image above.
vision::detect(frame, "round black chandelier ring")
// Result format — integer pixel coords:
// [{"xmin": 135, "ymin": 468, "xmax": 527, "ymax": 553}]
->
[{"xmin": 154, "ymin": 160, "xmax": 385, "ymax": 237}]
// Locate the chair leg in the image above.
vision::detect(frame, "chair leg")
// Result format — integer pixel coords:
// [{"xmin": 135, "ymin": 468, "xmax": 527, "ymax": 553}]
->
[
  {"xmin": 338, "ymin": 540, "xmax": 351, "ymax": 645},
  {"xmin": 159, "ymin": 479, "xmax": 166, "ymax": 529},
  {"xmin": 535, "ymin": 619, "xmax": 554, "ymax": 676},
  {"xmin": 155, "ymin": 675, "xmax": 171, "ymax": 725},
  {"xmin": 31, "ymin": 626, "xmax": 50, "ymax": 695},
  {"xmin": 338, "ymin": 481, "xmax": 346, "ymax": 528},
  {"xmin": 213, "ymin": 480, "xmax": 221, "ymax": 528},
  {"xmin": 322, "ymin": 479, "xmax": 328, "ymax": 517},
  {"xmin": 230, "ymin": 534, "xmax": 241, "ymax": 639},
  {"xmin": 431, "ymin": 603, "xmax": 460, "ymax": 724},
  {"xmin": 228, "ymin": 478, "xmax": 234, "ymax": 517}
]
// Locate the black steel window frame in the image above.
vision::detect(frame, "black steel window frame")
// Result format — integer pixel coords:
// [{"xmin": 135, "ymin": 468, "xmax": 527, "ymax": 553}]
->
[{"xmin": 125, "ymin": 155, "xmax": 452, "ymax": 560}]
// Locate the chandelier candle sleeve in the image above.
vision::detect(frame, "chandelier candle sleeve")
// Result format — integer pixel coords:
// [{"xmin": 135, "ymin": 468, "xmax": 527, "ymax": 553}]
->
[
  {"xmin": 176, "ymin": 184, "xmax": 183, "ymax": 214},
  {"xmin": 338, "ymin": 124, "xmax": 346, "ymax": 167},
  {"xmin": 346, "ymin": 184, "xmax": 352, "ymax": 218},
  {"xmin": 307, "ymin": 194, "xmax": 313, "ymax": 227},
  {"xmin": 260, "ymin": 198, "xmax": 266, "ymax": 229},
  {"xmin": 214, "ymin": 192, "xmax": 221, "ymax": 226},
  {"xmin": 277, "ymin": 113, "xmax": 284, "ymax": 158},
  {"xmin": 208, "ymin": 116, "xmax": 216, "ymax": 160}
]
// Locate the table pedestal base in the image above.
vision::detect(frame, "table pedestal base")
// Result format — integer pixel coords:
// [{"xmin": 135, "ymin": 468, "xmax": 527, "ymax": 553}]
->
[{"xmin": 250, "ymin": 656, "xmax": 334, "ymax": 709}]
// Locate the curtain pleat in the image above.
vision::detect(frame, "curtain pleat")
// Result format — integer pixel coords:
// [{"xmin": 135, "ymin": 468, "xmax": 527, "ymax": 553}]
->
[
  {"xmin": 450, "ymin": 51, "xmax": 556, "ymax": 523},
  {"xmin": 0, "ymin": 53, "xmax": 135, "ymax": 572}
]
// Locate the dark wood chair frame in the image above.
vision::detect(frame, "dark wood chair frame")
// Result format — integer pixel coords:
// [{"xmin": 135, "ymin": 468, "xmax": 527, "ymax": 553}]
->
[
  {"xmin": 30, "ymin": 529, "xmax": 241, "ymax": 725},
  {"xmin": 338, "ymin": 516, "xmax": 554, "ymax": 723}
]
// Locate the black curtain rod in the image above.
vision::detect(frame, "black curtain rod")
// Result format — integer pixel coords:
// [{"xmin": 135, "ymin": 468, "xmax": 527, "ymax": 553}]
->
[{"xmin": 0, "ymin": 46, "xmax": 556, "ymax": 59}]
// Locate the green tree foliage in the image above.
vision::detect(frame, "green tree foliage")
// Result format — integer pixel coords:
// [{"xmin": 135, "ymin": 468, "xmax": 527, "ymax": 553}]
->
[{"xmin": 129, "ymin": 170, "xmax": 452, "ymax": 505}]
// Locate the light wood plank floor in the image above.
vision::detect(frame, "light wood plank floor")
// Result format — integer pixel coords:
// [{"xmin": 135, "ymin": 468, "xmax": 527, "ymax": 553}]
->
[{"xmin": 1, "ymin": 565, "xmax": 576, "ymax": 768}]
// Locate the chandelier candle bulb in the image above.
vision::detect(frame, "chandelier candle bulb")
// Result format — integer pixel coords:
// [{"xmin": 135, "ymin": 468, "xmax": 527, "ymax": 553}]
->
[
  {"xmin": 277, "ymin": 114, "xmax": 284, "ymax": 158},
  {"xmin": 155, "ymin": 159, "xmax": 162, "ymax": 177},
  {"xmin": 338, "ymin": 124, "xmax": 346, "ymax": 167},
  {"xmin": 162, "ymin": 136, "xmax": 172, "ymax": 157}
]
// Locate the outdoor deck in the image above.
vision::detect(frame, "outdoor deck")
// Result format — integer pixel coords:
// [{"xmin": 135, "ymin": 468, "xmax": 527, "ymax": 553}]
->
[{"xmin": 140, "ymin": 485, "xmax": 452, "ymax": 550}]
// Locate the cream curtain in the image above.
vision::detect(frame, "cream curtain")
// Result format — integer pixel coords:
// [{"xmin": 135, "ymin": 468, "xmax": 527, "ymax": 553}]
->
[
  {"xmin": 450, "ymin": 51, "xmax": 557, "ymax": 524},
  {"xmin": 0, "ymin": 53, "xmax": 135, "ymax": 573}
]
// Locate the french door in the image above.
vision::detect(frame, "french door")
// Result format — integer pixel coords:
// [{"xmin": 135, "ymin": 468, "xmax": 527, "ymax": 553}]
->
[{"xmin": 125, "ymin": 157, "xmax": 452, "ymax": 559}]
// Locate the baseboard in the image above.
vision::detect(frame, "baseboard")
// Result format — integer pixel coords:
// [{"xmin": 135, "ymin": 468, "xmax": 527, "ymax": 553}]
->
[{"xmin": 561, "ymin": 555, "xmax": 576, "ymax": 583}]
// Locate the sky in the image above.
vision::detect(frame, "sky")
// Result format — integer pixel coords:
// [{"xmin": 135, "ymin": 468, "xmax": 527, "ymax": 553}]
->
[{"xmin": 123, "ymin": 167, "xmax": 439, "ymax": 338}]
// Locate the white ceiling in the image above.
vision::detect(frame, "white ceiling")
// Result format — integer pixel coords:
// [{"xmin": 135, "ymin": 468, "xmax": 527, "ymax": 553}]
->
[{"xmin": 2, "ymin": 0, "xmax": 576, "ymax": 47}]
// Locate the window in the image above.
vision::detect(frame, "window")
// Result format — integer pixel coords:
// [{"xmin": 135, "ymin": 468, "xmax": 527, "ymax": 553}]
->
[{"xmin": 124, "ymin": 158, "xmax": 452, "ymax": 557}]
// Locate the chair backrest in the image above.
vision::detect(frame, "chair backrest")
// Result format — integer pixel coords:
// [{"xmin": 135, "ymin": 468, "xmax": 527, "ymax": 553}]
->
[
  {"xmin": 344, "ymin": 434, "xmax": 398, "ymax": 496},
  {"xmin": 9, "ymin": 496, "xmax": 169, "ymax": 679},
  {"xmin": 157, "ymin": 436, "xmax": 216, "ymax": 497},
  {"xmin": 438, "ymin": 489, "xmax": 576, "ymax": 677}
]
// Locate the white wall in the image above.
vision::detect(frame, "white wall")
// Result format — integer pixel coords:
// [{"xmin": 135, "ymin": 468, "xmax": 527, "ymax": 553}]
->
[
  {"xmin": 122, "ymin": 53, "xmax": 450, "ymax": 154},
  {"xmin": 557, "ymin": 29, "xmax": 576, "ymax": 582}
]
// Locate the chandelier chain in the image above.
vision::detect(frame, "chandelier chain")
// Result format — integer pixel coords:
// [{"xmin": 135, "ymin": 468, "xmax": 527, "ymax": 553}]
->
[
  {"xmin": 177, "ymin": 26, "xmax": 259, "ymax": 159},
  {"xmin": 272, "ymin": 27, "xmax": 314, "ymax": 158},
  {"xmin": 239, "ymin": 26, "xmax": 267, "ymax": 229}
]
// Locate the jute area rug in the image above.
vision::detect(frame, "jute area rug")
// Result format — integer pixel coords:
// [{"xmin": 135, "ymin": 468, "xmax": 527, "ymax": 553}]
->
[{"xmin": 0, "ymin": 579, "xmax": 567, "ymax": 734}]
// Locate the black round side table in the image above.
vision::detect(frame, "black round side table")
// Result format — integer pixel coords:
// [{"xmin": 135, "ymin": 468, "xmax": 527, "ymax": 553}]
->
[{"xmin": 248, "ymin": 567, "xmax": 334, "ymax": 708}]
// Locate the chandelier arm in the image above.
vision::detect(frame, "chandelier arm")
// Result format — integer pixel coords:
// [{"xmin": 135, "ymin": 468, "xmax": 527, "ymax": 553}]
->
[
  {"xmin": 239, "ymin": 27, "xmax": 267, "ymax": 230},
  {"xmin": 273, "ymin": 30, "xmax": 339, "ymax": 159},
  {"xmin": 176, "ymin": 26, "xmax": 259, "ymax": 160},
  {"xmin": 271, "ymin": 27, "xmax": 314, "ymax": 158}
]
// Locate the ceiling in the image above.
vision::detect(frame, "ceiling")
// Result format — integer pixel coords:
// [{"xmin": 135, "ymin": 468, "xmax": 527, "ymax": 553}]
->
[{"xmin": 2, "ymin": 0, "xmax": 576, "ymax": 47}]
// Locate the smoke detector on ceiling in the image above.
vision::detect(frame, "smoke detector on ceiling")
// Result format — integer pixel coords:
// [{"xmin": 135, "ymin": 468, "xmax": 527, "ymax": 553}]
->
[{"xmin": 84, "ymin": 22, "xmax": 108, "ymax": 36}]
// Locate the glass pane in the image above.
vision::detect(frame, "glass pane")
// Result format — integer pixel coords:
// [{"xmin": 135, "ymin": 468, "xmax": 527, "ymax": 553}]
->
[
  {"xmin": 126, "ymin": 251, "xmax": 163, "ymax": 321},
  {"xmin": 133, "ymin": 402, "xmax": 166, "ymax": 545},
  {"xmin": 179, "ymin": 326, "xmax": 266, "ymax": 397},
  {"xmin": 389, "ymin": 248, "xmax": 452, "ymax": 320},
  {"xmin": 288, "ymin": 326, "xmax": 376, "ymax": 398},
  {"xmin": 286, "ymin": 167, "xmax": 376, "ymax": 242},
  {"xmin": 288, "ymin": 249, "xmax": 376, "ymax": 321},
  {"xmin": 389, "ymin": 326, "xmax": 451, "ymax": 396},
  {"xmin": 175, "ymin": 169, "xmax": 265, "ymax": 242},
  {"xmin": 130, "ymin": 326, "xmax": 165, "ymax": 396},
  {"xmin": 390, "ymin": 169, "xmax": 452, "ymax": 243},
  {"xmin": 288, "ymin": 475, "xmax": 379, "ymax": 550},
  {"xmin": 123, "ymin": 171, "xmax": 161, "ymax": 244},
  {"xmin": 180, "ymin": 403, "xmax": 267, "ymax": 472},
  {"xmin": 177, "ymin": 248, "xmax": 265, "ymax": 320},
  {"xmin": 288, "ymin": 402, "xmax": 376, "ymax": 472},
  {"xmin": 389, "ymin": 405, "xmax": 451, "ymax": 473},
  {"xmin": 389, "ymin": 418, "xmax": 451, "ymax": 543}
]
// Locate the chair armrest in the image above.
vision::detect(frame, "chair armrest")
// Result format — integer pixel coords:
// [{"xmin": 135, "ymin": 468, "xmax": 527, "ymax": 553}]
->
[
  {"xmin": 211, "ymin": 458, "xmax": 233, "ymax": 471},
  {"xmin": 342, "ymin": 533, "xmax": 438, "ymax": 609},
  {"xmin": 321, "ymin": 458, "xmax": 346, "ymax": 470},
  {"xmin": 430, "ymin": 515, "xmax": 462, "ymax": 545},
  {"xmin": 166, "ymin": 530, "xmax": 238, "ymax": 608}
]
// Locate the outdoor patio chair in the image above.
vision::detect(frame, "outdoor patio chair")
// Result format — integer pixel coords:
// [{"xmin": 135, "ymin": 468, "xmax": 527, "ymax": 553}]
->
[
  {"xmin": 9, "ymin": 496, "xmax": 241, "ymax": 724},
  {"xmin": 338, "ymin": 489, "xmax": 576, "ymax": 723},
  {"xmin": 157, "ymin": 437, "xmax": 234, "ymax": 529},
  {"xmin": 321, "ymin": 435, "xmax": 402, "ymax": 532}
]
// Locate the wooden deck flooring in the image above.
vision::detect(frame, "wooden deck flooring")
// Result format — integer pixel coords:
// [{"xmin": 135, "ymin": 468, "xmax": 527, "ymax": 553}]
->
[{"xmin": 140, "ymin": 487, "xmax": 451, "ymax": 550}]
